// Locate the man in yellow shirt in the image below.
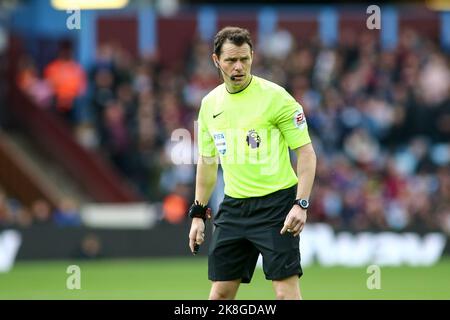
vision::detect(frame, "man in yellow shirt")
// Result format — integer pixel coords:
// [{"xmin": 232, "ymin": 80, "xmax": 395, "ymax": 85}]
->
[{"xmin": 188, "ymin": 26, "xmax": 316, "ymax": 300}]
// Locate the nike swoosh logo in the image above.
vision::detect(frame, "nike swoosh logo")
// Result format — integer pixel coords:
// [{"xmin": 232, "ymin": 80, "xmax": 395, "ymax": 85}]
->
[
  {"xmin": 284, "ymin": 261, "xmax": 297, "ymax": 269},
  {"xmin": 213, "ymin": 111, "xmax": 224, "ymax": 118}
]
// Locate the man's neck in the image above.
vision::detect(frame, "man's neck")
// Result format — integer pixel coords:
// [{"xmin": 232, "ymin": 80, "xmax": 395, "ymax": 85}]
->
[{"xmin": 225, "ymin": 75, "xmax": 253, "ymax": 94}]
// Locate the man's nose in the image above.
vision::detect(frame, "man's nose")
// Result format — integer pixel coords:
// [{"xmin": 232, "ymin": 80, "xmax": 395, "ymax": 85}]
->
[{"xmin": 234, "ymin": 61, "xmax": 243, "ymax": 71}]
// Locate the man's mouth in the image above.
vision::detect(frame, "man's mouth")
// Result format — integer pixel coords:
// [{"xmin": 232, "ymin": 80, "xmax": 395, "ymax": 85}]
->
[{"xmin": 232, "ymin": 75, "xmax": 244, "ymax": 80}]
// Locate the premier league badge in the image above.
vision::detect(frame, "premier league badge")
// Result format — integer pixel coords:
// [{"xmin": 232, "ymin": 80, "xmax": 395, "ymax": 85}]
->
[{"xmin": 246, "ymin": 129, "xmax": 261, "ymax": 149}]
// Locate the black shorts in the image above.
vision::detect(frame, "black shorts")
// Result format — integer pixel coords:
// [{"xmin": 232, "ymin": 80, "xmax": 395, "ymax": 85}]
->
[{"xmin": 208, "ymin": 184, "xmax": 302, "ymax": 283}]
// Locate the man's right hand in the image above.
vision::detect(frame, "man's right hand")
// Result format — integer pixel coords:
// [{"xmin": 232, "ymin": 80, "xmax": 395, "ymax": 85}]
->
[{"xmin": 189, "ymin": 217, "xmax": 205, "ymax": 254}]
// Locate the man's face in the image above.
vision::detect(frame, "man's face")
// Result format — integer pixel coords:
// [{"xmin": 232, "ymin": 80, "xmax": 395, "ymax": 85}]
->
[{"xmin": 213, "ymin": 40, "xmax": 253, "ymax": 90}]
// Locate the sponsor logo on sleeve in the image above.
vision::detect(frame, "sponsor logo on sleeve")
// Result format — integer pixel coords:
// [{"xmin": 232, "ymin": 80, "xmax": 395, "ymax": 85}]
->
[{"xmin": 293, "ymin": 108, "xmax": 307, "ymax": 130}]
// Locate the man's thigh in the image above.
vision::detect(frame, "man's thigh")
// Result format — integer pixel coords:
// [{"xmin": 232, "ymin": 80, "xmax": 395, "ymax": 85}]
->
[
  {"xmin": 208, "ymin": 226, "xmax": 260, "ymax": 284},
  {"xmin": 248, "ymin": 225, "xmax": 303, "ymax": 281}
]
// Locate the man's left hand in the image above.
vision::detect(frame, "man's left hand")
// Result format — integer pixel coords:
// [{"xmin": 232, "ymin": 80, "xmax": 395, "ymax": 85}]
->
[{"xmin": 280, "ymin": 205, "xmax": 307, "ymax": 237}]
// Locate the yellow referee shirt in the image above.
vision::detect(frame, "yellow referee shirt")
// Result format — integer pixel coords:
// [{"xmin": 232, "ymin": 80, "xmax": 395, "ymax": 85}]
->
[{"xmin": 198, "ymin": 75, "xmax": 311, "ymax": 198}]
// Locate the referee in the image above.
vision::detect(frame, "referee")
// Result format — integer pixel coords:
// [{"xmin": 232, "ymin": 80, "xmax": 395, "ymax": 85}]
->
[{"xmin": 188, "ymin": 27, "xmax": 316, "ymax": 300}]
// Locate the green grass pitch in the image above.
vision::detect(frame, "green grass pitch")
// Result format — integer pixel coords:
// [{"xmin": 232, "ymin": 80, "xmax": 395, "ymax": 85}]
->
[{"xmin": 1, "ymin": 257, "xmax": 449, "ymax": 299}]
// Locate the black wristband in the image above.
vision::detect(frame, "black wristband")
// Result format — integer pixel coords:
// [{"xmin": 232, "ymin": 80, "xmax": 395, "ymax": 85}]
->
[{"xmin": 188, "ymin": 201, "xmax": 211, "ymax": 221}]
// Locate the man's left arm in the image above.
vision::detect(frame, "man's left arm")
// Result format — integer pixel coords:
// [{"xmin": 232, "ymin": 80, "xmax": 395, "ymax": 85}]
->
[{"xmin": 280, "ymin": 143, "xmax": 316, "ymax": 237}]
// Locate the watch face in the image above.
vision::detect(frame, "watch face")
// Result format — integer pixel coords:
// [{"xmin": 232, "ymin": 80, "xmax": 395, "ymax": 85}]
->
[{"xmin": 300, "ymin": 199, "xmax": 309, "ymax": 208}]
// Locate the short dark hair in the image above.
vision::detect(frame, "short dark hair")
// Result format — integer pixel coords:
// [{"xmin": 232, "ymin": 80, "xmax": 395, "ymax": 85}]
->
[{"xmin": 213, "ymin": 26, "xmax": 253, "ymax": 57}]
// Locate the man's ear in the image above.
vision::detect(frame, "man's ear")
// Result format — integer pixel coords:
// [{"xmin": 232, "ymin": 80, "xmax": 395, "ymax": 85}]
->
[{"xmin": 212, "ymin": 53, "xmax": 219, "ymax": 68}]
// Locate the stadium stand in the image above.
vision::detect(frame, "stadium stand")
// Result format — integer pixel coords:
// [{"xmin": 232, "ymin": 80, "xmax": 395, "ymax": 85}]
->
[{"xmin": 0, "ymin": 4, "xmax": 449, "ymax": 236}]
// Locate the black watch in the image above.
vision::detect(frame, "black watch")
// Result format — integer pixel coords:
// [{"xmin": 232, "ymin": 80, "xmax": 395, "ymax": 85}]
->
[{"xmin": 293, "ymin": 199, "xmax": 309, "ymax": 210}]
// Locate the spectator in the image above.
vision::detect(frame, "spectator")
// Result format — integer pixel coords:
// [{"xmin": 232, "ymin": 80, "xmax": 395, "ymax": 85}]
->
[
  {"xmin": 53, "ymin": 197, "xmax": 82, "ymax": 227},
  {"xmin": 75, "ymin": 233, "xmax": 103, "ymax": 259},
  {"xmin": 99, "ymin": 99, "xmax": 134, "ymax": 176},
  {"xmin": 162, "ymin": 188, "xmax": 189, "ymax": 224},
  {"xmin": 44, "ymin": 41, "xmax": 87, "ymax": 124},
  {"xmin": 0, "ymin": 188, "xmax": 14, "ymax": 227},
  {"xmin": 14, "ymin": 206, "xmax": 33, "ymax": 228},
  {"xmin": 16, "ymin": 55, "xmax": 53, "ymax": 108},
  {"xmin": 30, "ymin": 199, "xmax": 52, "ymax": 226}
]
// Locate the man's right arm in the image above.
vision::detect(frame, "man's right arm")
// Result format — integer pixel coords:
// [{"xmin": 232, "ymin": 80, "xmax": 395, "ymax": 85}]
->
[
  {"xmin": 188, "ymin": 155, "xmax": 219, "ymax": 254},
  {"xmin": 194, "ymin": 155, "xmax": 219, "ymax": 205}
]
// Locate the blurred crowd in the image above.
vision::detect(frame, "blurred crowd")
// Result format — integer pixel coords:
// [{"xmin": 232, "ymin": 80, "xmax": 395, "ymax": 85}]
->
[
  {"xmin": 0, "ymin": 186, "xmax": 102, "ymax": 259},
  {"xmin": 0, "ymin": 186, "xmax": 82, "ymax": 228},
  {"xmin": 14, "ymin": 28, "xmax": 450, "ymax": 233}
]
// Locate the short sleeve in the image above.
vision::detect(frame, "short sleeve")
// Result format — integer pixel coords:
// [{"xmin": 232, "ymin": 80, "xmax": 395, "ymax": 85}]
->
[
  {"xmin": 197, "ymin": 104, "xmax": 218, "ymax": 157},
  {"xmin": 273, "ymin": 89, "xmax": 311, "ymax": 150}
]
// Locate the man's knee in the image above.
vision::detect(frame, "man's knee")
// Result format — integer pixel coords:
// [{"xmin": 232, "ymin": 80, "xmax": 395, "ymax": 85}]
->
[
  {"xmin": 209, "ymin": 280, "xmax": 240, "ymax": 300},
  {"xmin": 209, "ymin": 290, "xmax": 234, "ymax": 300},
  {"xmin": 272, "ymin": 276, "xmax": 302, "ymax": 300},
  {"xmin": 274, "ymin": 289, "xmax": 302, "ymax": 300}
]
